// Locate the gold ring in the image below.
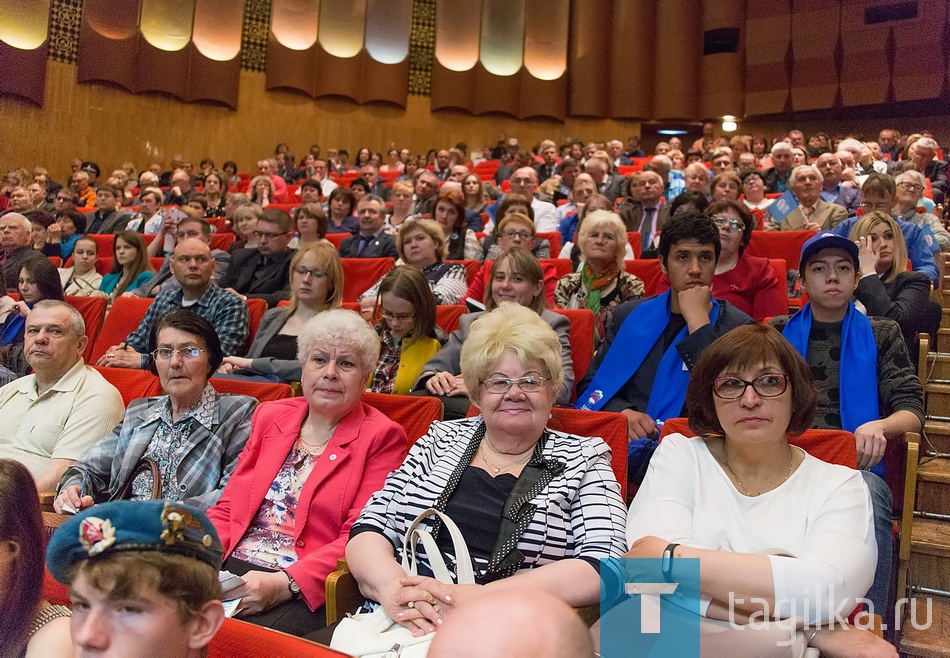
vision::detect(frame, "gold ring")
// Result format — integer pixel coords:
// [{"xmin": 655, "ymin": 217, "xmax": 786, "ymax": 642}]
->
[
  {"xmin": 407, "ymin": 601, "xmax": 415, "ymax": 609},
  {"xmin": 427, "ymin": 595, "xmax": 437, "ymax": 605}
]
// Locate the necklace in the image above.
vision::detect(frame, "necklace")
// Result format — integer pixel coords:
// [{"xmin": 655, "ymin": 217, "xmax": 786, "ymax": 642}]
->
[
  {"xmin": 719, "ymin": 444, "xmax": 795, "ymax": 497},
  {"xmin": 479, "ymin": 439, "xmax": 533, "ymax": 476}
]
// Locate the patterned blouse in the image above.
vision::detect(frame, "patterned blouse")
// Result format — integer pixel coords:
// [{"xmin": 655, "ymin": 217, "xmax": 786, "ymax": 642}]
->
[
  {"xmin": 132, "ymin": 385, "xmax": 218, "ymax": 500},
  {"xmin": 554, "ymin": 270, "xmax": 645, "ymax": 343},
  {"xmin": 230, "ymin": 440, "xmax": 317, "ymax": 570}
]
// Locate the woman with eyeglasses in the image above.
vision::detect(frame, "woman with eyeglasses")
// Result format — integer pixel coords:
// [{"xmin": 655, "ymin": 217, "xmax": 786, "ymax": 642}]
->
[
  {"xmin": 739, "ymin": 170, "xmax": 773, "ymax": 212},
  {"xmin": 368, "ymin": 265, "xmax": 443, "ymax": 394},
  {"xmin": 53, "ymin": 310, "xmax": 257, "ymax": 514},
  {"xmin": 342, "ymin": 303, "xmax": 625, "ymax": 644},
  {"xmin": 654, "ymin": 201, "xmax": 785, "ymax": 322},
  {"xmin": 479, "ymin": 194, "xmax": 550, "ymax": 261},
  {"xmin": 358, "ymin": 219, "xmax": 469, "ymax": 316},
  {"xmin": 849, "ymin": 210, "xmax": 939, "ymax": 355},
  {"xmin": 217, "ymin": 242, "xmax": 343, "ymax": 383},
  {"xmin": 205, "ymin": 309, "xmax": 408, "ymax": 635},
  {"xmin": 617, "ymin": 324, "xmax": 890, "ymax": 658}
]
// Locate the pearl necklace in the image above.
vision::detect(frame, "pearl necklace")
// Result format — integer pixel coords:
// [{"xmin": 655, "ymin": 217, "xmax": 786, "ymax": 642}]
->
[{"xmin": 719, "ymin": 444, "xmax": 795, "ymax": 497}]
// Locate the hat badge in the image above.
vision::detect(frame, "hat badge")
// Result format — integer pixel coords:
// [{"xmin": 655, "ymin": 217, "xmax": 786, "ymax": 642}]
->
[
  {"xmin": 160, "ymin": 502, "xmax": 202, "ymax": 548},
  {"xmin": 79, "ymin": 517, "xmax": 117, "ymax": 556}
]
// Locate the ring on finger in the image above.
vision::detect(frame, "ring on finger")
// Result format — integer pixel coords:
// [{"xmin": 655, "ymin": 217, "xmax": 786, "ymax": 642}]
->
[
  {"xmin": 407, "ymin": 600, "xmax": 415, "ymax": 609},
  {"xmin": 427, "ymin": 595, "xmax": 437, "ymax": 605}
]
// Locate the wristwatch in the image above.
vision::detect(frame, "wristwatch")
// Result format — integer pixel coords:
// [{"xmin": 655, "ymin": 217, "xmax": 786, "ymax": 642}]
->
[
  {"xmin": 284, "ymin": 570, "xmax": 301, "ymax": 598},
  {"xmin": 662, "ymin": 543, "xmax": 680, "ymax": 583}
]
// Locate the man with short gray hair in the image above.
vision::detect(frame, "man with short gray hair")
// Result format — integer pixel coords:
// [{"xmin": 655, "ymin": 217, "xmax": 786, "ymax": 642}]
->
[
  {"xmin": 0, "ymin": 300, "xmax": 124, "ymax": 490},
  {"xmin": 0, "ymin": 212, "xmax": 45, "ymax": 292},
  {"xmin": 763, "ymin": 141, "xmax": 794, "ymax": 193},
  {"xmin": 911, "ymin": 136, "xmax": 947, "ymax": 204},
  {"xmin": 778, "ymin": 165, "xmax": 848, "ymax": 231}
]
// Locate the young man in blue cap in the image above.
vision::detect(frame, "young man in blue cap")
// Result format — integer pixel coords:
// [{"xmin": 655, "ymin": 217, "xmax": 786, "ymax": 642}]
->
[
  {"xmin": 769, "ymin": 231, "xmax": 923, "ymax": 619},
  {"xmin": 47, "ymin": 500, "xmax": 226, "ymax": 657}
]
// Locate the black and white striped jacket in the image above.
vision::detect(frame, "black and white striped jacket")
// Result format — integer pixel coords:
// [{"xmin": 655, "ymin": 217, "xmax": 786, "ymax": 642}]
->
[{"xmin": 353, "ymin": 416, "xmax": 628, "ymax": 582}]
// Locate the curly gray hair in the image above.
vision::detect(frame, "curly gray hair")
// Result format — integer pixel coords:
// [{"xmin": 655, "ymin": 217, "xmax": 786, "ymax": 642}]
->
[{"xmin": 296, "ymin": 309, "xmax": 380, "ymax": 372}]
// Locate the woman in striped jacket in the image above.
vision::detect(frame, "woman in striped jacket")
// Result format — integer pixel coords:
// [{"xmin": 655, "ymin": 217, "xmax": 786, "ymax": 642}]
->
[{"xmin": 345, "ymin": 303, "xmax": 627, "ymax": 638}]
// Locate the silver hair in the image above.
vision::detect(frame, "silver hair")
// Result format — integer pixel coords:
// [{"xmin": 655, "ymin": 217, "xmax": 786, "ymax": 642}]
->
[
  {"xmin": 896, "ymin": 170, "xmax": 926, "ymax": 186},
  {"xmin": 296, "ymin": 309, "xmax": 380, "ymax": 372},
  {"xmin": 770, "ymin": 141, "xmax": 793, "ymax": 155},
  {"xmin": 789, "ymin": 164, "xmax": 823, "ymax": 187},
  {"xmin": 916, "ymin": 137, "xmax": 938, "ymax": 152},
  {"xmin": 31, "ymin": 300, "xmax": 85, "ymax": 336},
  {"xmin": 1, "ymin": 212, "xmax": 32, "ymax": 232},
  {"xmin": 649, "ymin": 155, "xmax": 672, "ymax": 172},
  {"xmin": 138, "ymin": 171, "xmax": 159, "ymax": 185}
]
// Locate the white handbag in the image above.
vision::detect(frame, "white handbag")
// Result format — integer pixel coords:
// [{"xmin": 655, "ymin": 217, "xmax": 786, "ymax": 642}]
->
[{"xmin": 330, "ymin": 508, "xmax": 475, "ymax": 658}]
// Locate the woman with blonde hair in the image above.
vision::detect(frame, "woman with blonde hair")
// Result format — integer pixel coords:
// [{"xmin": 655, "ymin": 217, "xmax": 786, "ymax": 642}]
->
[
  {"xmin": 385, "ymin": 180, "xmax": 414, "ymax": 233},
  {"xmin": 359, "ymin": 219, "xmax": 468, "ymax": 314},
  {"xmin": 217, "ymin": 242, "xmax": 343, "ymax": 383},
  {"xmin": 249, "ymin": 175, "xmax": 276, "ymax": 208},
  {"xmin": 369, "ymin": 265, "xmax": 443, "ymax": 395},
  {"xmin": 555, "ymin": 210, "xmax": 644, "ymax": 341},
  {"xmin": 849, "ymin": 210, "xmax": 937, "ymax": 353}
]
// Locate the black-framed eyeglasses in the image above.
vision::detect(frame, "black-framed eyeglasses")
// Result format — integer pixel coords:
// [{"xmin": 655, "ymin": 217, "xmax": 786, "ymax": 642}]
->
[
  {"xmin": 293, "ymin": 266, "xmax": 327, "ymax": 279},
  {"xmin": 712, "ymin": 217, "xmax": 744, "ymax": 231},
  {"xmin": 380, "ymin": 309, "xmax": 414, "ymax": 322},
  {"xmin": 151, "ymin": 347, "xmax": 204, "ymax": 361},
  {"xmin": 713, "ymin": 373, "xmax": 788, "ymax": 399},
  {"xmin": 483, "ymin": 375, "xmax": 547, "ymax": 394},
  {"xmin": 502, "ymin": 230, "xmax": 532, "ymax": 240},
  {"xmin": 896, "ymin": 182, "xmax": 923, "ymax": 191}
]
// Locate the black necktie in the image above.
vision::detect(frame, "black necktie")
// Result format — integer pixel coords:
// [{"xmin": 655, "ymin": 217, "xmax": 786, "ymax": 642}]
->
[{"xmin": 358, "ymin": 234, "xmax": 373, "ymax": 255}]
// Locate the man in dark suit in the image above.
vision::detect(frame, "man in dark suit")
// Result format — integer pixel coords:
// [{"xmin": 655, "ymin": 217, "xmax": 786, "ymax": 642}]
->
[
  {"xmin": 85, "ymin": 185, "xmax": 132, "ymax": 234},
  {"xmin": 219, "ymin": 208, "xmax": 296, "ymax": 307},
  {"xmin": 359, "ymin": 164, "xmax": 391, "ymax": 201},
  {"xmin": 410, "ymin": 171, "xmax": 439, "ymax": 216},
  {"xmin": 618, "ymin": 171, "xmax": 669, "ymax": 257},
  {"xmin": 585, "ymin": 157, "xmax": 626, "ymax": 203},
  {"xmin": 0, "ymin": 212, "xmax": 45, "ymax": 292},
  {"xmin": 534, "ymin": 141, "xmax": 560, "ymax": 183},
  {"xmin": 339, "ymin": 196, "xmax": 398, "ymax": 259},
  {"xmin": 816, "ymin": 152, "xmax": 861, "ymax": 216},
  {"xmin": 913, "ymin": 137, "xmax": 947, "ymax": 204},
  {"xmin": 607, "ymin": 140, "xmax": 632, "ymax": 168}
]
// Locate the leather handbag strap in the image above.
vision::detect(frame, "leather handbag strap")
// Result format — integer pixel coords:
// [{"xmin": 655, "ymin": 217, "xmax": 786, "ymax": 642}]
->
[
  {"xmin": 400, "ymin": 508, "xmax": 475, "ymax": 585},
  {"xmin": 112, "ymin": 457, "xmax": 162, "ymax": 500}
]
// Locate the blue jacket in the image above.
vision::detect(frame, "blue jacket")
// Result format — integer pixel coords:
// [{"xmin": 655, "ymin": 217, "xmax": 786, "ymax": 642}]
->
[{"xmin": 832, "ymin": 216, "xmax": 939, "ymax": 283}]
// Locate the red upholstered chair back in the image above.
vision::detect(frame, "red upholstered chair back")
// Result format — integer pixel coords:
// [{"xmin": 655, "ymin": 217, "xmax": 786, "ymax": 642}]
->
[
  {"xmin": 445, "ymin": 259, "xmax": 481, "ymax": 286},
  {"xmin": 209, "ymin": 377, "xmax": 294, "ymax": 402},
  {"xmin": 243, "ymin": 298, "xmax": 268, "ymax": 353},
  {"xmin": 340, "ymin": 258, "xmax": 395, "ymax": 302},
  {"xmin": 537, "ymin": 231, "xmax": 561, "ymax": 256},
  {"xmin": 550, "ymin": 308, "xmax": 595, "ymax": 401},
  {"xmin": 66, "ymin": 295, "xmax": 107, "ymax": 362},
  {"xmin": 88, "ymin": 296, "xmax": 154, "ymax": 364},
  {"xmin": 465, "ymin": 405, "xmax": 628, "ymax": 499},
  {"xmin": 91, "ymin": 366, "xmax": 162, "ymax": 405},
  {"xmin": 325, "ymin": 233, "xmax": 347, "ymax": 249},
  {"xmin": 626, "ymin": 232, "xmax": 643, "ymax": 259},
  {"xmin": 363, "ymin": 391, "xmax": 444, "ymax": 446},
  {"xmin": 435, "ymin": 304, "xmax": 467, "ymax": 334},
  {"xmin": 541, "ymin": 258, "xmax": 572, "ymax": 278},
  {"xmin": 658, "ymin": 418, "xmax": 858, "ymax": 469},
  {"xmin": 746, "ymin": 230, "xmax": 816, "ymax": 270},
  {"xmin": 209, "ymin": 618, "xmax": 350, "ymax": 657},
  {"xmin": 210, "ymin": 233, "xmax": 235, "ymax": 251},
  {"xmin": 624, "ymin": 259, "xmax": 663, "ymax": 296}
]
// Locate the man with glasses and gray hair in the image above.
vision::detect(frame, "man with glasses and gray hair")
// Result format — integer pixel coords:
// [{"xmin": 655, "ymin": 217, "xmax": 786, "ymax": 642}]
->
[{"xmin": 97, "ymin": 238, "xmax": 249, "ymax": 370}]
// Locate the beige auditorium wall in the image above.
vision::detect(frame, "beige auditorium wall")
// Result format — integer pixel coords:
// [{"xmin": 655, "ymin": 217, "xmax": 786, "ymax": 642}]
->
[
  {"xmin": 0, "ymin": 62, "xmax": 641, "ymax": 178},
  {"xmin": 738, "ymin": 114, "xmax": 950, "ymax": 143}
]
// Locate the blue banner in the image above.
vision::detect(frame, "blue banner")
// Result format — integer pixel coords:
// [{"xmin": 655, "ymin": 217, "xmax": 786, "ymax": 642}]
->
[{"xmin": 766, "ymin": 190, "xmax": 799, "ymax": 223}]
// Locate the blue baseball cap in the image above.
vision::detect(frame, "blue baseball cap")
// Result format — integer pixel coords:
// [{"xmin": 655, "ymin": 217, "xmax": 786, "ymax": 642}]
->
[
  {"xmin": 46, "ymin": 500, "xmax": 223, "ymax": 584},
  {"xmin": 799, "ymin": 231, "xmax": 859, "ymax": 270}
]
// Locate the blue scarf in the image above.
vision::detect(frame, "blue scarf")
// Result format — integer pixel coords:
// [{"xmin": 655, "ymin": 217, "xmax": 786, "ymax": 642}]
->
[
  {"xmin": 576, "ymin": 290, "xmax": 720, "ymax": 422},
  {"xmin": 782, "ymin": 303, "xmax": 883, "ymax": 476}
]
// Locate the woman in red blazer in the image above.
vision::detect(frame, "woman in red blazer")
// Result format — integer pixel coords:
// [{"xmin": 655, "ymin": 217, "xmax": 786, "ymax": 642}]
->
[{"xmin": 206, "ymin": 309, "xmax": 408, "ymax": 636}]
